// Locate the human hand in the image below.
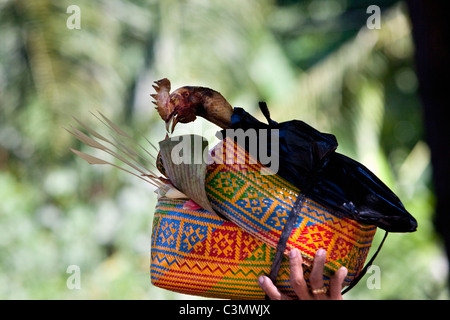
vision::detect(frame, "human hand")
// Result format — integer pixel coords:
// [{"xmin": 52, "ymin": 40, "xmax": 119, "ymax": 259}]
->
[{"xmin": 258, "ymin": 248, "xmax": 347, "ymax": 300}]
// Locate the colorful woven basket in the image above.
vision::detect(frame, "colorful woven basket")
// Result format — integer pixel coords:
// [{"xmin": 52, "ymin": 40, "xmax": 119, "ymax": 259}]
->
[
  {"xmin": 150, "ymin": 135, "xmax": 377, "ymax": 299},
  {"xmin": 151, "ymin": 197, "xmax": 293, "ymax": 299}
]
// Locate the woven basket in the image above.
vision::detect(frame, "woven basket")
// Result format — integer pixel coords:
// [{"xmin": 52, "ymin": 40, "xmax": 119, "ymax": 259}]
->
[
  {"xmin": 151, "ymin": 197, "xmax": 294, "ymax": 299},
  {"xmin": 150, "ymin": 135, "xmax": 377, "ymax": 299}
]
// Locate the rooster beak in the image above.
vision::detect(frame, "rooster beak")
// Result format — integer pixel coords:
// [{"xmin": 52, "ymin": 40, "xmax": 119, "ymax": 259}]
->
[{"xmin": 166, "ymin": 112, "xmax": 179, "ymax": 133}]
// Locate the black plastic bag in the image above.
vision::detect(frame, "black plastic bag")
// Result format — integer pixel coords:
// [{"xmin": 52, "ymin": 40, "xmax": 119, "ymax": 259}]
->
[{"xmin": 221, "ymin": 103, "xmax": 417, "ymax": 233}]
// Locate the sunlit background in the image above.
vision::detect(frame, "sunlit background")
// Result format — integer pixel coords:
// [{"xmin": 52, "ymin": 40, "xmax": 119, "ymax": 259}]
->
[{"xmin": 0, "ymin": 0, "xmax": 448, "ymax": 299}]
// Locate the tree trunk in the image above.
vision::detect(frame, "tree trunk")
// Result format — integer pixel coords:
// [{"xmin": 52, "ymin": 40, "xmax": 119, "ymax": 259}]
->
[{"xmin": 406, "ymin": 0, "xmax": 450, "ymax": 288}]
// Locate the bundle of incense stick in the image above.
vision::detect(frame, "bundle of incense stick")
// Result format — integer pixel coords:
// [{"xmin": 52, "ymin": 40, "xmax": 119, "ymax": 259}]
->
[{"xmin": 65, "ymin": 112, "xmax": 187, "ymax": 199}]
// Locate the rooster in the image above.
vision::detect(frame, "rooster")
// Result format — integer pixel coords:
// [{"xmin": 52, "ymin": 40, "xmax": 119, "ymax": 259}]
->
[{"xmin": 151, "ymin": 78, "xmax": 417, "ymax": 233}]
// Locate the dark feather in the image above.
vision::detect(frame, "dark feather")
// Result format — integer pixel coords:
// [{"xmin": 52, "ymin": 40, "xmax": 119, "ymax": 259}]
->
[{"xmin": 223, "ymin": 103, "xmax": 417, "ymax": 232}]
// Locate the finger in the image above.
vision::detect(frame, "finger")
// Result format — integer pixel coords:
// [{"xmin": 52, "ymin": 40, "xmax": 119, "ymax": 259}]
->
[
  {"xmin": 288, "ymin": 248, "xmax": 310, "ymax": 299},
  {"xmin": 310, "ymin": 249, "xmax": 327, "ymax": 299},
  {"xmin": 258, "ymin": 276, "xmax": 291, "ymax": 300},
  {"xmin": 329, "ymin": 267, "xmax": 347, "ymax": 300}
]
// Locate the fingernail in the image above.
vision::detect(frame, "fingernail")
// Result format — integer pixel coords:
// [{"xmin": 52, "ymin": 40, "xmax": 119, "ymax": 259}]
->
[
  {"xmin": 258, "ymin": 275, "xmax": 265, "ymax": 285},
  {"xmin": 317, "ymin": 249, "xmax": 325, "ymax": 257},
  {"xmin": 289, "ymin": 248, "xmax": 298, "ymax": 258}
]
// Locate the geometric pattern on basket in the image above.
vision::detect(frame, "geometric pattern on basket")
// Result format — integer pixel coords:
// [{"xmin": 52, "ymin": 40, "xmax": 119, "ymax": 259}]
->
[
  {"xmin": 151, "ymin": 198, "xmax": 329, "ymax": 300},
  {"xmin": 205, "ymin": 137, "xmax": 377, "ymax": 284},
  {"xmin": 150, "ymin": 138, "xmax": 376, "ymax": 299}
]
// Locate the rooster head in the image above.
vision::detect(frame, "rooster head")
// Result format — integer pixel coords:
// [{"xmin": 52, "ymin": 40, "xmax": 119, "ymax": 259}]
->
[{"xmin": 151, "ymin": 78, "xmax": 233, "ymax": 133}]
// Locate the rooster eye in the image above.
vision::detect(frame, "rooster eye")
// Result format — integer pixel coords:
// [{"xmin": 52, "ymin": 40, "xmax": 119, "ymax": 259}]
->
[{"xmin": 182, "ymin": 92, "xmax": 189, "ymax": 98}]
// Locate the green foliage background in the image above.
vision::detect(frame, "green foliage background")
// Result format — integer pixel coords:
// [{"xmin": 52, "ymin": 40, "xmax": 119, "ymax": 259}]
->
[{"xmin": 0, "ymin": 0, "xmax": 447, "ymax": 299}]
